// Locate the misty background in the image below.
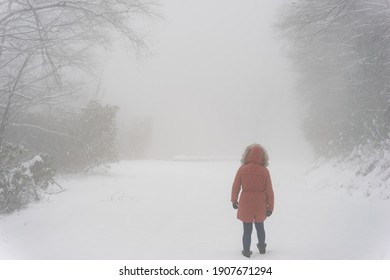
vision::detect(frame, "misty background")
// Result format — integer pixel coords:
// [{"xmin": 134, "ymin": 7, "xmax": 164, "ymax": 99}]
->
[
  {"xmin": 2, "ymin": 0, "xmax": 390, "ymax": 262},
  {"xmin": 3, "ymin": 0, "xmax": 390, "ymax": 215},
  {"xmin": 98, "ymin": 0, "xmax": 311, "ymax": 160}
]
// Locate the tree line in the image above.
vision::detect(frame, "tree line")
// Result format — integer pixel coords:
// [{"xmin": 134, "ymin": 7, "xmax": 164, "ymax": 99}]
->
[{"xmin": 277, "ymin": 0, "xmax": 390, "ymax": 157}]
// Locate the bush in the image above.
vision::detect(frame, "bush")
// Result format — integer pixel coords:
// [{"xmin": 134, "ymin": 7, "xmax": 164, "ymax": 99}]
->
[
  {"xmin": 302, "ymin": 140, "xmax": 390, "ymax": 200},
  {"xmin": 1, "ymin": 100, "xmax": 119, "ymax": 213},
  {"xmin": 6, "ymin": 100, "xmax": 119, "ymax": 172},
  {"xmin": 0, "ymin": 143, "xmax": 54, "ymax": 214}
]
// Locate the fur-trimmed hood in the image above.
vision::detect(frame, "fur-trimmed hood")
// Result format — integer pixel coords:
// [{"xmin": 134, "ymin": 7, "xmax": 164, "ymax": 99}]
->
[{"xmin": 241, "ymin": 144, "xmax": 269, "ymax": 167}]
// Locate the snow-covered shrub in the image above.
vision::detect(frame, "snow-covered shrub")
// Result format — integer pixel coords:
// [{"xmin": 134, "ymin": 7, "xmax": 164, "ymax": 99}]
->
[
  {"xmin": 0, "ymin": 143, "xmax": 54, "ymax": 214},
  {"xmin": 303, "ymin": 141, "xmax": 390, "ymax": 200}
]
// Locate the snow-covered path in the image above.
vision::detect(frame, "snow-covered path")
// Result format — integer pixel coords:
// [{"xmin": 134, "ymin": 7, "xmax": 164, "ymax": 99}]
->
[{"xmin": 0, "ymin": 160, "xmax": 389, "ymax": 259}]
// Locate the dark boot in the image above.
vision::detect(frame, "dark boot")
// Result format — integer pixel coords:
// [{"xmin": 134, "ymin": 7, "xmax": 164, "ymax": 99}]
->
[
  {"xmin": 257, "ymin": 243, "xmax": 267, "ymax": 254},
  {"xmin": 241, "ymin": 250, "xmax": 252, "ymax": 258}
]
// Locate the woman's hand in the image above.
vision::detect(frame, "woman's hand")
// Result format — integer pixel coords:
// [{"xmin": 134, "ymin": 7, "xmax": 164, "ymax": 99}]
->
[{"xmin": 232, "ymin": 202, "xmax": 239, "ymax": 209}]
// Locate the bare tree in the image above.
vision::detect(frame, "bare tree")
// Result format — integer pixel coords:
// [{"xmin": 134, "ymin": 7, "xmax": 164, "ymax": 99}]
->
[{"xmin": 0, "ymin": 0, "xmax": 157, "ymax": 146}]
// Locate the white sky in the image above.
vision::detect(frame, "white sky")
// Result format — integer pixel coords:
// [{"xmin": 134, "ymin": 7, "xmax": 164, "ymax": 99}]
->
[{"xmin": 99, "ymin": 0, "xmax": 312, "ymax": 160}]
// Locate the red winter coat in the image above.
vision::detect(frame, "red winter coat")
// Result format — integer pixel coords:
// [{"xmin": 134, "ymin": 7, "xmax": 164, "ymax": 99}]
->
[{"xmin": 231, "ymin": 146, "xmax": 274, "ymax": 223}]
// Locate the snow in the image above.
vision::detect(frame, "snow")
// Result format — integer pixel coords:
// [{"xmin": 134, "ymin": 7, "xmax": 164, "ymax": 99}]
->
[
  {"xmin": 18, "ymin": 155, "xmax": 43, "ymax": 176},
  {"xmin": 0, "ymin": 159, "xmax": 390, "ymax": 259},
  {"xmin": 303, "ymin": 142, "xmax": 390, "ymax": 200},
  {"xmin": 21, "ymin": 155, "xmax": 43, "ymax": 169}
]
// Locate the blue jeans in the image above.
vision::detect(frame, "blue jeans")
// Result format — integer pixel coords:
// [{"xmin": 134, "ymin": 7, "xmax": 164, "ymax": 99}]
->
[{"xmin": 242, "ymin": 222, "xmax": 265, "ymax": 251}]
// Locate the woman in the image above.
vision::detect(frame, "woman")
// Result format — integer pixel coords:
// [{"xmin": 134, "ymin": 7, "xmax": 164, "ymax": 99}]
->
[{"xmin": 231, "ymin": 144, "xmax": 274, "ymax": 258}]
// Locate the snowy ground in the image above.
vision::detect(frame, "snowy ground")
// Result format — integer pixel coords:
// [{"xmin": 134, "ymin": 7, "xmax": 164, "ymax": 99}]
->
[{"xmin": 0, "ymin": 159, "xmax": 389, "ymax": 260}]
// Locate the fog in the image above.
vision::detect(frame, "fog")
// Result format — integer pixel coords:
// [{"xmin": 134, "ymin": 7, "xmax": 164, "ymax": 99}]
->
[{"xmin": 99, "ymin": 0, "xmax": 312, "ymax": 160}]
